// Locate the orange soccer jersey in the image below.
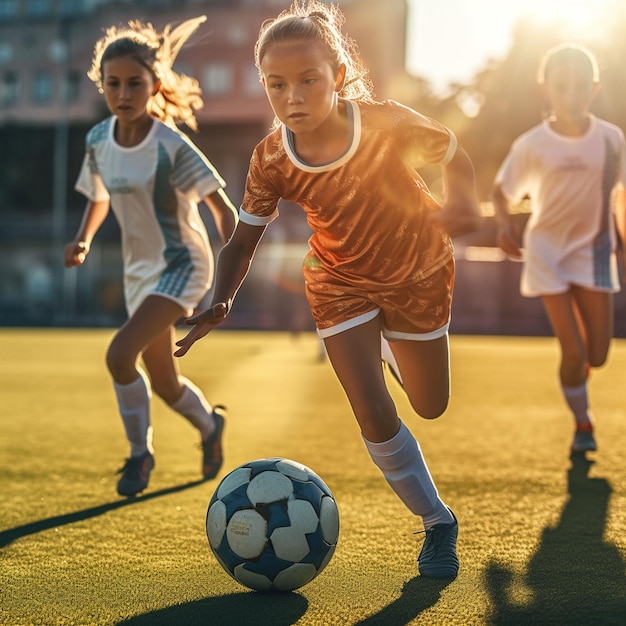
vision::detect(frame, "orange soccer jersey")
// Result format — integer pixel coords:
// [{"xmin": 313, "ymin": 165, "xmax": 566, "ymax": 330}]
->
[{"xmin": 240, "ymin": 99, "xmax": 456, "ymax": 335}]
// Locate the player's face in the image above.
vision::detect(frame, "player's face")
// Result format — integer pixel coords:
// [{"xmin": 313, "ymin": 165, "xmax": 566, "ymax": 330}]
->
[
  {"xmin": 102, "ymin": 55, "xmax": 157, "ymax": 124},
  {"xmin": 542, "ymin": 61, "xmax": 599, "ymax": 120},
  {"xmin": 260, "ymin": 39, "xmax": 345, "ymax": 135}
]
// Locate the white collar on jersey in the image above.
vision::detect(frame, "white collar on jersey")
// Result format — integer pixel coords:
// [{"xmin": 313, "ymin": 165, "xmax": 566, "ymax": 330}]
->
[{"xmin": 281, "ymin": 99, "xmax": 361, "ymax": 172}]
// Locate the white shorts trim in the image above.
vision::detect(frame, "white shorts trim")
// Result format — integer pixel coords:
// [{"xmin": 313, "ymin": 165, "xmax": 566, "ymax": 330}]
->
[
  {"xmin": 317, "ymin": 309, "xmax": 450, "ymax": 341},
  {"xmin": 384, "ymin": 321, "xmax": 450, "ymax": 341},
  {"xmin": 317, "ymin": 309, "xmax": 380, "ymax": 339}
]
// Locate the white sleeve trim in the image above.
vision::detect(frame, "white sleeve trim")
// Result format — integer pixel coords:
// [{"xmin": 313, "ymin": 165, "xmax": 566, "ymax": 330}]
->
[
  {"xmin": 74, "ymin": 182, "xmax": 109, "ymax": 202},
  {"xmin": 238, "ymin": 206, "xmax": 279, "ymax": 226},
  {"xmin": 440, "ymin": 130, "xmax": 458, "ymax": 166}
]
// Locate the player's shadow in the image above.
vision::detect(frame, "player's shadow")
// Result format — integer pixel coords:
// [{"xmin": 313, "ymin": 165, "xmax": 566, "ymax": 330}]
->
[
  {"xmin": 485, "ymin": 455, "xmax": 626, "ymax": 625},
  {"xmin": 116, "ymin": 591, "xmax": 308, "ymax": 626},
  {"xmin": 0, "ymin": 479, "xmax": 205, "ymax": 549},
  {"xmin": 353, "ymin": 576, "xmax": 453, "ymax": 625}
]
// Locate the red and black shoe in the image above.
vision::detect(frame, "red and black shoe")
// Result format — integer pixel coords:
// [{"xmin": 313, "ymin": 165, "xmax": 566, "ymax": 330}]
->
[
  {"xmin": 202, "ymin": 405, "xmax": 226, "ymax": 479},
  {"xmin": 117, "ymin": 452, "xmax": 154, "ymax": 497}
]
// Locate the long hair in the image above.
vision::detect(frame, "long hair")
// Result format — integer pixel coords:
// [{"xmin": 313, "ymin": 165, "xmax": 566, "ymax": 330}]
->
[
  {"xmin": 88, "ymin": 17, "xmax": 206, "ymax": 130},
  {"xmin": 255, "ymin": 0, "xmax": 374, "ymax": 128}
]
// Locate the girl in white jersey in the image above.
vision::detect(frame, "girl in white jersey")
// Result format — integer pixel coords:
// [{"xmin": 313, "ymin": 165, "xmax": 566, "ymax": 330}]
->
[
  {"xmin": 175, "ymin": 1, "xmax": 481, "ymax": 579},
  {"xmin": 493, "ymin": 44, "xmax": 626, "ymax": 455},
  {"xmin": 64, "ymin": 18, "xmax": 238, "ymax": 497}
]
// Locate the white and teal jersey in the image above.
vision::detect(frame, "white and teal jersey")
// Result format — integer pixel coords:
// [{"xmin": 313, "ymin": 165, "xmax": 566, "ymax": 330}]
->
[
  {"xmin": 496, "ymin": 116, "xmax": 626, "ymax": 296},
  {"xmin": 75, "ymin": 117, "xmax": 225, "ymax": 315}
]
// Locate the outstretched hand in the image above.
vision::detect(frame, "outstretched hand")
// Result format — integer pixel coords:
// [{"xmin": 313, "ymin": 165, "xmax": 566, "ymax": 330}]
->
[
  {"xmin": 431, "ymin": 199, "xmax": 482, "ymax": 239},
  {"xmin": 64, "ymin": 240, "xmax": 90, "ymax": 267},
  {"xmin": 174, "ymin": 302, "xmax": 229, "ymax": 357}
]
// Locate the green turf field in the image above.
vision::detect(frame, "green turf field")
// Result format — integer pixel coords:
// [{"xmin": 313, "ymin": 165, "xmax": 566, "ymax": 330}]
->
[{"xmin": 1, "ymin": 329, "xmax": 625, "ymax": 625}]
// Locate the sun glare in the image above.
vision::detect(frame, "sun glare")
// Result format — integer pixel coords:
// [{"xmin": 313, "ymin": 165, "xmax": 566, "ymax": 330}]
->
[{"xmin": 511, "ymin": 0, "xmax": 602, "ymax": 36}]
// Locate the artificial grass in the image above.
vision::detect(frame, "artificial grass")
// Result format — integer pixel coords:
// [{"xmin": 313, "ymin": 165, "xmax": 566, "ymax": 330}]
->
[{"xmin": 1, "ymin": 329, "xmax": 625, "ymax": 625}]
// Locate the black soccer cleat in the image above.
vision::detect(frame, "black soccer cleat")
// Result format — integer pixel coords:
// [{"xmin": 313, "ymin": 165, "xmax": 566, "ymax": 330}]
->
[
  {"xmin": 202, "ymin": 405, "xmax": 226, "ymax": 480},
  {"xmin": 116, "ymin": 452, "xmax": 154, "ymax": 497}
]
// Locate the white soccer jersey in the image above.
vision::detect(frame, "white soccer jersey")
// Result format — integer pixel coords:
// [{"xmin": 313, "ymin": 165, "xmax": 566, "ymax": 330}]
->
[
  {"xmin": 75, "ymin": 117, "xmax": 225, "ymax": 315},
  {"xmin": 496, "ymin": 116, "xmax": 626, "ymax": 296}
]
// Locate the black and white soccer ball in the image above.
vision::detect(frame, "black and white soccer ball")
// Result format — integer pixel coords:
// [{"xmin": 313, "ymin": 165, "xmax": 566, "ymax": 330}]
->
[{"xmin": 206, "ymin": 457, "xmax": 340, "ymax": 592}]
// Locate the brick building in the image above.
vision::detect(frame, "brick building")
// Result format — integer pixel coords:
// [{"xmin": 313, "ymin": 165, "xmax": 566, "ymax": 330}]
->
[{"xmin": 0, "ymin": 0, "xmax": 416, "ymax": 327}]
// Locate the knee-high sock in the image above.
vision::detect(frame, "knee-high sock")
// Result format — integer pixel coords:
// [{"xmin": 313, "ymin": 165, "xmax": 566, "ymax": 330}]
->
[
  {"xmin": 114, "ymin": 369, "xmax": 153, "ymax": 457},
  {"xmin": 562, "ymin": 382, "xmax": 593, "ymax": 431},
  {"xmin": 363, "ymin": 420, "xmax": 453, "ymax": 529},
  {"xmin": 170, "ymin": 376, "xmax": 215, "ymax": 439}
]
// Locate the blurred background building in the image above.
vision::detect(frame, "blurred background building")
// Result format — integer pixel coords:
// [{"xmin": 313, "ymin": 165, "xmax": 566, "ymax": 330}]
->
[{"xmin": 1, "ymin": 0, "xmax": 624, "ymax": 335}]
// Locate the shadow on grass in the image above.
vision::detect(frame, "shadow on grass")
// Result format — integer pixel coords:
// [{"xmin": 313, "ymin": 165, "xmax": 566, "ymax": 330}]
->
[
  {"xmin": 0, "ymin": 479, "xmax": 206, "ymax": 548},
  {"xmin": 116, "ymin": 591, "xmax": 308, "ymax": 626},
  {"xmin": 485, "ymin": 455, "xmax": 626, "ymax": 625},
  {"xmin": 353, "ymin": 576, "xmax": 453, "ymax": 625},
  {"xmin": 115, "ymin": 576, "xmax": 448, "ymax": 626}
]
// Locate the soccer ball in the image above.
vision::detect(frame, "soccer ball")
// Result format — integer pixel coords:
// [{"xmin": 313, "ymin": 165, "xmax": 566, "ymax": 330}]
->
[{"xmin": 206, "ymin": 457, "xmax": 340, "ymax": 592}]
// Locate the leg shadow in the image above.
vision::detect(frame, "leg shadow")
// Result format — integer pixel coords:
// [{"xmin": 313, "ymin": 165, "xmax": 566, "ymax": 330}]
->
[
  {"xmin": 0, "ymin": 479, "xmax": 206, "ymax": 548},
  {"xmin": 485, "ymin": 455, "xmax": 626, "ymax": 625},
  {"xmin": 353, "ymin": 576, "xmax": 453, "ymax": 625}
]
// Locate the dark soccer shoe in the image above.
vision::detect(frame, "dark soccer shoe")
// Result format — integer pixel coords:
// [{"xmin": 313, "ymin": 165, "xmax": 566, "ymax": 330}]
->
[
  {"xmin": 117, "ymin": 452, "xmax": 154, "ymax": 497},
  {"xmin": 417, "ymin": 509, "xmax": 459, "ymax": 578},
  {"xmin": 202, "ymin": 405, "xmax": 226, "ymax": 480},
  {"xmin": 571, "ymin": 428, "xmax": 597, "ymax": 454}
]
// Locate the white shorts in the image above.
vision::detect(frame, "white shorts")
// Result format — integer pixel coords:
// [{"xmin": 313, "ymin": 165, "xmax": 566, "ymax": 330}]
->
[
  {"xmin": 125, "ymin": 262, "xmax": 211, "ymax": 317},
  {"xmin": 521, "ymin": 245, "xmax": 620, "ymax": 297}
]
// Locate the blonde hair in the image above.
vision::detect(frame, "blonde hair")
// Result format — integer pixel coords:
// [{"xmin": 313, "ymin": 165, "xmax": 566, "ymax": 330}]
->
[
  {"xmin": 255, "ymin": 0, "xmax": 374, "ymax": 127},
  {"xmin": 537, "ymin": 43, "xmax": 600, "ymax": 85},
  {"xmin": 88, "ymin": 17, "xmax": 207, "ymax": 130}
]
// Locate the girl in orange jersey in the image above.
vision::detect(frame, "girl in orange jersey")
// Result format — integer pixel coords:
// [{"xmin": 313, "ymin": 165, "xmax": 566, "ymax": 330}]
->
[{"xmin": 175, "ymin": 0, "xmax": 480, "ymax": 578}]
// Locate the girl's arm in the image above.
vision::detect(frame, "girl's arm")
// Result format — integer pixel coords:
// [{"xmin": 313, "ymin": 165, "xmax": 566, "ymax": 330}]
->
[
  {"xmin": 432, "ymin": 146, "xmax": 481, "ymax": 238},
  {"xmin": 63, "ymin": 199, "xmax": 110, "ymax": 267},
  {"xmin": 614, "ymin": 188, "xmax": 626, "ymax": 249},
  {"xmin": 204, "ymin": 188, "xmax": 238, "ymax": 244},
  {"xmin": 491, "ymin": 183, "xmax": 522, "ymax": 259},
  {"xmin": 614, "ymin": 188, "xmax": 626, "ymax": 281},
  {"xmin": 174, "ymin": 221, "xmax": 266, "ymax": 356}
]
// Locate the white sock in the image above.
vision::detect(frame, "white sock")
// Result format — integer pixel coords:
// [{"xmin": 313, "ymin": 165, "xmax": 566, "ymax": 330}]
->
[
  {"xmin": 170, "ymin": 377, "xmax": 214, "ymax": 440},
  {"xmin": 562, "ymin": 382, "xmax": 593, "ymax": 431},
  {"xmin": 363, "ymin": 420, "xmax": 453, "ymax": 529},
  {"xmin": 113, "ymin": 369, "xmax": 153, "ymax": 457},
  {"xmin": 381, "ymin": 336, "xmax": 403, "ymax": 385}
]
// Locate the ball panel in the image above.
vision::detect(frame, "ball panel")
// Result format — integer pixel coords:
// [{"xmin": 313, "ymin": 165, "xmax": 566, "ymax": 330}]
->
[
  {"xmin": 275, "ymin": 458, "xmax": 312, "ymax": 482},
  {"xmin": 273, "ymin": 563, "xmax": 318, "ymax": 592},
  {"xmin": 247, "ymin": 458, "xmax": 282, "ymax": 479},
  {"xmin": 261, "ymin": 500, "xmax": 291, "ymax": 536},
  {"xmin": 233, "ymin": 564, "xmax": 273, "ymax": 592},
  {"xmin": 247, "ymin": 470, "xmax": 293, "ymax": 505},
  {"xmin": 206, "ymin": 499, "xmax": 227, "ymax": 549},
  {"xmin": 319, "ymin": 494, "xmax": 340, "ymax": 544},
  {"xmin": 316, "ymin": 544, "xmax": 337, "ymax": 576},
  {"xmin": 270, "ymin": 500, "xmax": 319, "ymax": 562},
  {"xmin": 226, "ymin": 509, "xmax": 267, "ymax": 559},
  {"xmin": 302, "ymin": 469, "xmax": 334, "ymax": 495},
  {"xmin": 216, "ymin": 466, "xmax": 252, "ymax": 500},
  {"xmin": 296, "ymin": 525, "xmax": 334, "ymax": 569},
  {"xmin": 292, "ymin": 480, "xmax": 325, "ymax": 516}
]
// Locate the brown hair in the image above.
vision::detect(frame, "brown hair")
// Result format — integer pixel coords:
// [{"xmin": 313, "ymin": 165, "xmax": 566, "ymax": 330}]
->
[
  {"xmin": 255, "ymin": 0, "xmax": 374, "ymax": 124},
  {"xmin": 88, "ymin": 17, "xmax": 207, "ymax": 130}
]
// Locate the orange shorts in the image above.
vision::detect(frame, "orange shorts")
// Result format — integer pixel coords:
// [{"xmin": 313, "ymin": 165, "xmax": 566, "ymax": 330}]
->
[{"xmin": 305, "ymin": 257, "xmax": 455, "ymax": 340}]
